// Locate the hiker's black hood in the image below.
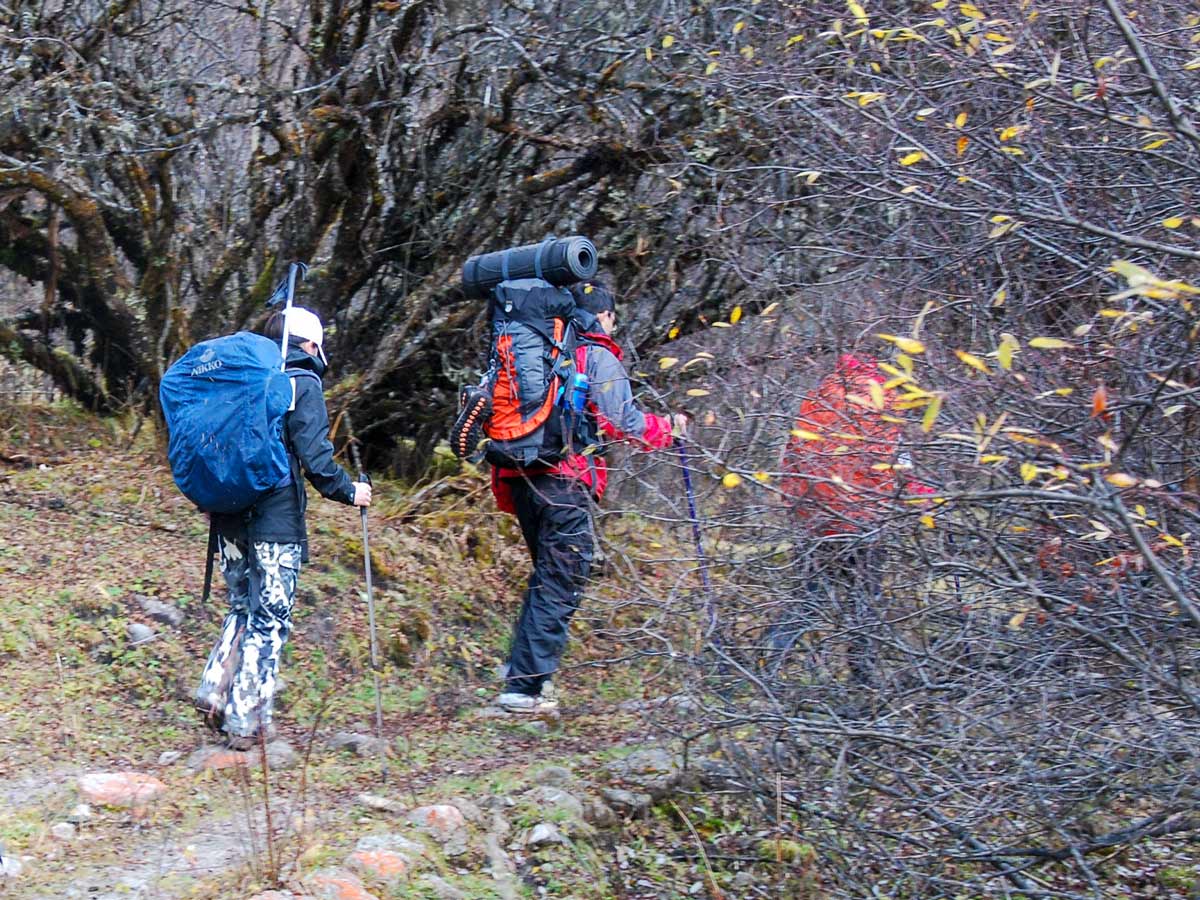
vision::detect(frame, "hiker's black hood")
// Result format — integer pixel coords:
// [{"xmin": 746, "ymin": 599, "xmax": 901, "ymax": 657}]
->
[{"xmin": 285, "ymin": 339, "xmax": 327, "ymax": 377}]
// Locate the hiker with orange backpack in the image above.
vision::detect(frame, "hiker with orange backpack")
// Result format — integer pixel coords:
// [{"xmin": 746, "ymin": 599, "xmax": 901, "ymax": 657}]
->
[{"xmin": 487, "ymin": 281, "xmax": 686, "ymax": 712}]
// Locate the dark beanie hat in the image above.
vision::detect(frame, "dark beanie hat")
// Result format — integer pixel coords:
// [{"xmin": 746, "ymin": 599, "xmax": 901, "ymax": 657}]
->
[{"xmin": 570, "ymin": 281, "xmax": 616, "ymax": 315}]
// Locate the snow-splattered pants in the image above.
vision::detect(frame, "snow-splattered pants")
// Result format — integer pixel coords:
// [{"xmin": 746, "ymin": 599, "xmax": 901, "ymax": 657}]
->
[{"xmin": 195, "ymin": 537, "xmax": 301, "ymax": 738}]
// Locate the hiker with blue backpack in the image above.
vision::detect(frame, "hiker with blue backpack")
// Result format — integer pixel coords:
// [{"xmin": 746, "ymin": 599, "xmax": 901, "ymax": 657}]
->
[{"xmin": 162, "ymin": 274, "xmax": 371, "ymax": 750}]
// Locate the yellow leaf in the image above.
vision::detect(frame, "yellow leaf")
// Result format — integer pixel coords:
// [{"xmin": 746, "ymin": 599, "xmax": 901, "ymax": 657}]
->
[
  {"xmin": 856, "ymin": 91, "xmax": 885, "ymax": 106},
  {"xmin": 921, "ymin": 394, "xmax": 943, "ymax": 432},
  {"xmin": 740, "ymin": 46, "xmax": 755, "ymax": 60},
  {"xmin": 1160, "ymin": 533, "xmax": 1185, "ymax": 548},
  {"xmin": 1000, "ymin": 146, "xmax": 1025, "ymax": 156},
  {"xmin": 1105, "ymin": 472, "xmax": 1138, "ymax": 488},
  {"xmin": 985, "ymin": 31, "xmax": 1010, "ymax": 42},
  {"xmin": 662, "ymin": 35, "xmax": 675, "ymax": 48},
  {"xmin": 876, "ymin": 333, "xmax": 926, "ymax": 354},
  {"xmin": 722, "ymin": 472, "xmax": 743, "ymax": 488},
  {"xmin": 1142, "ymin": 137, "xmax": 1170, "ymax": 150},
  {"xmin": 847, "ymin": 0, "xmax": 869, "ymax": 26},
  {"xmin": 733, "ymin": 20, "xmax": 745, "ymax": 34},
  {"xmin": 730, "ymin": 305, "xmax": 743, "ymax": 324},
  {"xmin": 711, "ymin": 321, "xmax": 731, "ymax": 328},
  {"xmin": 990, "ymin": 286, "xmax": 1006, "ymax": 307},
  {"xmin": 686, "ymin": 389, "xmax": 710, "ymax": 397},
  {"xmin": 1029, "ymin": 336, "xmax": 1073, "ymax": 350},
  {"xmin": 932, "ymin": 0, "xmax": 948, "ymax": 7},
  {"xmin": 868, "ymin": 381, "xmax": 885, "ymax": 409},
  {"xmin": 1162, "ymin": 216, "xmax": 1185, "ymax": 229},
  {"xmin": 920, "ymin": 514, "xmax": 936, "ymax": 529},
  {"xmin": 901, "ymin": 184, "xmax": 921, "ymax": 194},
  {"xmin": 760, "ymin": 302, "xmax": 779, "ymax": 316},
  {"xmin": 957, "ymin": 135, "xmax": 970, "ymax": 155},
  {"xmin": 705, "ymin": 61, "xmax": 719, "ymax": 75},
  {"xmin": 658, "ymin": 357, "xmax": 679, "ymax": 370},
  {"xmin": 645, "ymin": 47, "xmax": 653, "ymax": 61},
  {"xmin": 996, "ymin": 341, "xmax": 1014, "ymax": 371},
  {"xmin": 791, "ymin": 429, "xmax": 824, "ymax": 442},
  {"xmin": 1020, "ymin": 462, "xmax": 1038, "ymax": 483},
  {"xmin": 753, "ymin": 471, "xmax": 771, "ymax": 483},
  {"xmin": 668, "ymin": 326, "xmax": 680, "ymax": 339},
  {"xmin": 955, "ymin": 349, "xmax": 990, "ymax": 374},
  {"xmin": 980, "ymin": 454, "xmax": 1008, "ymax": 464},
  {"xmin": 785, "ymin": 34, "xmax": 805, "ymax": 48},
  {"xmin": 1008, "ymin": 611, "xmax": 1027, "ymax": 630},
  {"xmin": 1163, "ymin": 404, "xmax": 1184, "ymax": 417},
  {"xmin": 960, "ymin": 3, "xmax": 985, "ymax": 19},
  {"xmin": 999, "ymin": 125, "xmax": 1022, "ymax": 140},
  {"xmin": 954, "ymin": 111, "xmax": 968, "ymax": 128},
  {"xmin": 899, "ymin": 151, "xmax": 927, "ymax": 166}
]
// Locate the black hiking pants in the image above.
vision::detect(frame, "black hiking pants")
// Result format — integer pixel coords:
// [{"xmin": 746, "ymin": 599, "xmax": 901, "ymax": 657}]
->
[{"xmin": 505, "ymin": 474, "xmax": 594, "ymax": 696}]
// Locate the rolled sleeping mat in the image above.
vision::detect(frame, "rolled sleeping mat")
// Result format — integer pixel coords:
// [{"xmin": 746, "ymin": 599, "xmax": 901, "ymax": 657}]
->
[{"xmin": 461, "ymin": 236, "xmax": 598, "ymax": 299}]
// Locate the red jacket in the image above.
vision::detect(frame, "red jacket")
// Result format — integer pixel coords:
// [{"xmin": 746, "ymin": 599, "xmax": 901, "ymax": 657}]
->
[
  {"xmin": 491, "ymin": 331, "xmax": 673, "ymax": 513},
  {"xmin": 781, "ymin": 353, "xmax": 931, "ymax": 535}
]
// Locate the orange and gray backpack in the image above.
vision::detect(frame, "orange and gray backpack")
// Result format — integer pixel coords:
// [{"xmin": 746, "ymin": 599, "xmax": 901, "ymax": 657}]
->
[{"xmin": 451, "ymin": 278, "xmax": 593, "ymax": 468}]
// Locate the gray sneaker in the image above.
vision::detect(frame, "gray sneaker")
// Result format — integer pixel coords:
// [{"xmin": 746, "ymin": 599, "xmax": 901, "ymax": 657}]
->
[{"xmin": 497, "ymin": 683, "xmax": 558, "ymax": 713}]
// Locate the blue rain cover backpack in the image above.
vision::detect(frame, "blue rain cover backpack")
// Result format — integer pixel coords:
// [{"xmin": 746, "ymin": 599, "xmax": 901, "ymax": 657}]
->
[{"xmin": 160, "ymin": 332, "xmax": 296, "ymax": 514}]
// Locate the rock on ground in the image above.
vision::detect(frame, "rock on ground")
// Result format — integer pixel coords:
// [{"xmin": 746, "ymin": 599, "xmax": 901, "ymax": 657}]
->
[
  {"xmin": 136, "ymin": 595, "xmax": 185, "ymax": 628},
  {"xmin": 526, "ymin": 822, "xmax": 567, "ymax": 848},
  {"xmin": 603, "ymin": 746, "xmax": 688, "ymax": 800},
  {"xmin": 126, "ymin": 622, "xmax": 156, "ymax": 644},
  {"xmin": 327, "ymin": 732, "xmax": 389, "ymax": 758},
  {"xmin": 418, "ymin": 874, "xmax": 466, "ymax": 899},
  {"xmin": 77, "ymin": 772, "xmax": 166, "ymax": 809},
  {"xmin": 406, "ymin": 804, "xmax": 468, "ymax": 855},
  {"xmin": 186, "ymin": 740, "xmax": 298, "ymax": 772},
  {"xmin": 307, "ymin": 869, "xmax": 380, "ymax": 900}
]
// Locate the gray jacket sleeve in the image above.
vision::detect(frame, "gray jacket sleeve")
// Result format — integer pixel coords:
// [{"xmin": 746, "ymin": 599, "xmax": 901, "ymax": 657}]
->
[{"xmin": 586, "ymin": 345, "xmax": 649, "ymax": 440}]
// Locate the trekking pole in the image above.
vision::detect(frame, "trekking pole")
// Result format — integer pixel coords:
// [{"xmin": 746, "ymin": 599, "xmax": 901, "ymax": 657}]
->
[
  {"xmin": 347, "ymin": 428, "xmax": 388, "ymax": 784},
  {"xmin": 675, "ymin": 437, "xmax": 717, "ymax": 637},
  {"xmin": 266, "ymin": 261, "xmax": 309, "ymax": 368}
]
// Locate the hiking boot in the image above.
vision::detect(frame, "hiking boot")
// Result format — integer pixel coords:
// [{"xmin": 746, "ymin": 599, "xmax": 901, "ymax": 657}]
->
[{"xmin": 194, "ymin": 699, "xmax": 224, "ymax": 735}]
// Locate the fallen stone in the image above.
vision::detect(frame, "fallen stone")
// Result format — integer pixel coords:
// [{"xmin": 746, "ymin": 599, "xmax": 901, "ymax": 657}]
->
[
  {"xmin": 521, "ymin": 785, "xmax": 584, "ymax": 821},
  {"xmin": 157, "ymin": 750, "xmax": 183, "ymax": 766},
  {"xmin": 346, "ymin": 849, "xmax": 408, "ymax": 885},
  {"xmin": 600, "ymin": 787, "xmax": 652, "ymax": 818},
  {"xmin": 50, "ymin": 822, "xmax": 76, "ymax": 841},
  {"xmin": 583, "ymin": 799, "xmax": 618, "ymax": 828},
  {"xmin": 328, "ymin": 732, "xmax": 389, "ymax": 758},
  {"xmin": 526, "ymin": 822, "xmax": 567, "ymax": 848},
  {"xmin": 406, "ymin": 804, "xmax": 466, "ymax": 840},
  {"xmin": 126, "ymin": 622, "xmax": 156, "ymax": 644},
  {"xmin": 603, "ymin": 747, "xmax": 686, "ymax": 799},
  {"xmin": 356, "ymin": 793, "xmax": 403, "ymax": 815},
  {"xmin": 417, "ymin": 874, "xmax": 466, "ymax": 899},
  {"xmin": 136, "ymin": 596, "xmax": 185, "ymax": 628},
  {"xmin": 186, "ymin": 740, "xmax": 299, "ymax": 772},
  {"xmin": 448, "ymin": 796, "xmax": 483, "ymax": 825},
  {"xmin": 531, "ymin": 765, "xmax": 573, "ymax": 787},
  {"xmin": 77, "ymin": 772, "xmax": 166, "ymax": 809},
  {"xmin": 307, "ymin": 869, "xmax": 380, "ymax": 900},
  {"xmin": 484, "ymin": 832, "xmax": 515, "ymax": 878},
  {"xmin": 406, "ymin": 805, "xmax": 468, "ymax": 857}
]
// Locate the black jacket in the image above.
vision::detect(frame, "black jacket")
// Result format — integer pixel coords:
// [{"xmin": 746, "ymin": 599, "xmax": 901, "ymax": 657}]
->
[{"xmin": 213, "ymin": 345, "xmax": 355, "ymax": 557}]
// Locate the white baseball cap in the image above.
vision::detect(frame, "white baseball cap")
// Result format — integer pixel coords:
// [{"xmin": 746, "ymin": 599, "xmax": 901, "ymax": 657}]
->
[{"xmin": 283, "ymin": 307, "xmax": 327, "ymax": 364}]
